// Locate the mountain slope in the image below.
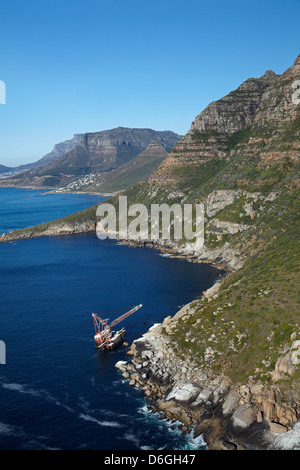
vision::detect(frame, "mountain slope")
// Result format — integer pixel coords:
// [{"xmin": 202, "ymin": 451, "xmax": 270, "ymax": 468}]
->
[
  {"xmin": 0, "ymin": 128, "xmax": 181, "ymax": 189},
  {"xmin": 0, "ymin": 164, "xmax": 13, "ymax": 175},
  {"xmin": 107, "ymin": 55, "xmax": 299, "ymax": 447},
  {"xmin": 19, "ymin": 133, "xmax": 84, "ymax": 170},
  {"xmin": 60, "ymin": 141, "xmax": 168, "ymax": 193},
  {"xmin": 149, "ymin": 70, "xmax": 279, "ymax": 187}
]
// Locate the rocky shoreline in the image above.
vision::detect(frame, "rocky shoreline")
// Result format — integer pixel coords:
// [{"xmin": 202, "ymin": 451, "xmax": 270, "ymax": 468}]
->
[
  {"xmin": 0, "ymin": 220, "xmax": 97, "ymax": 243},
  {"xmin": 0, "ymin": 217, "xmax": 240, "ymax": 273},
  {"xmin": 0, "ymin": 203, "xmax": 299, "ymax": 450},
  {"xmin": 115, "ymin": 305, "xmax": 300, "ymax": 450},
  {"xmin": 119, "ymin": 238, "xmax": 241, "ymax": 273}
]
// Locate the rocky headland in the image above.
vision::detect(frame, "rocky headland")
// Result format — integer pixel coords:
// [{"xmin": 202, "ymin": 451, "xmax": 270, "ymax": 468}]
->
[{"xmin": 115, "ymin": 293, "xmax": 300, "ymax": 450}]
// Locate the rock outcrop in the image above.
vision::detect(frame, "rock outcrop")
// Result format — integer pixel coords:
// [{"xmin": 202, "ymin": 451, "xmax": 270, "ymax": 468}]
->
[
  {"xmin": 190, "ymin": 72, "xmax": 277, "ymax": 135},
  {"xmin": 115, "ymin": 312, "xmax": 300, "ymax": 450},
  {"xmin": 149, "ymin": 70, "xmax": 279, "ymax": 186},
  {"xmin": 0, "ymin": 220, "xmax": 96, "ymax": 243}
]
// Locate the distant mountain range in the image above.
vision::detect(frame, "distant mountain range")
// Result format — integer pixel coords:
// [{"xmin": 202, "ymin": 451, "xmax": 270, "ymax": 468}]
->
[
  {"xmin": 0, "ymin": 127, "xmax": 181, "ymax": 191},
  {"xmin": 0, "ymin": 164, "xmax": 13, "ymax": 175},
  {"xmin": 0, "ymin": 134, "xmax": 84, "ymax": 176}
]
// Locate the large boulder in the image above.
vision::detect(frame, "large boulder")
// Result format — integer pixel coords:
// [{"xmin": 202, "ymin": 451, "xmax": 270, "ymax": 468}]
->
[
  {"xmin": 232, "ymin": 404, "xmax": 257, "ymax": 430},
  {"xmin": 166, "ymin": 383, "xmax": 201, "ymax": 405}
]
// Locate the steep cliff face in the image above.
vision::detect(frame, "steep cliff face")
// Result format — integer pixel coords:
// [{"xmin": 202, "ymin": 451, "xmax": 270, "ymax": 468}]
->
[
  {"xmin": 62, "ymin": 141, "xmax": 168, "ymax": 193},
  {"xmin": 191, "ymin": 71, "xmax": 277, "ymax": 135},
  {"xmin": 149, "ymin": 62, "xmax": 298, "ymax": 188},
  {"xmin": 56, "ymin": 127, "xmax": 178, "ymax": 175},
  {"xmin": 253, "ymin": 54, "xmax": 300, "ymax": 130}
]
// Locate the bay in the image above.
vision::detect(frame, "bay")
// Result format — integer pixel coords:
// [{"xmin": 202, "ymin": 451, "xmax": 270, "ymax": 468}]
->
[
  {"xmin": 0, "ymin": 188, "xmax": 220, "ymax": 450},
  {"xmin": 0, "ymin": 187, "xmax": 103, "ymax": 233}
]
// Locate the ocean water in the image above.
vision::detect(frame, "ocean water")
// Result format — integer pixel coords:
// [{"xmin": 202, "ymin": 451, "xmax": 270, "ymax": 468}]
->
[
  {"xmin": 0, "ymin": 187, "xmax": 103, "ymax": 233},
  {"xmin": 0, "ymin": 188, "xmax": 220, "ymax": 450}
]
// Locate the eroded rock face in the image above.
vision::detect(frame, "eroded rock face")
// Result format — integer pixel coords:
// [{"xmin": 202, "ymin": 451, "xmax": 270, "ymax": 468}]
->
[
  {"xmin": 271, "ymin": 340, "xmax": 300, "ymax": 381},
  {"xmin": 206, "ymin": 190, "xmax": 240, "ymax": 217},
  {"xmin": 254, "ymin": 54, "xmax": 300, "ymax": 129},
  {"xmin": 191, "ymin": 74, "xmax": 275, "ymax": 135},
  {"xmin": 149, "ymin": 70, "xmax": 278, "ymax": 186}
]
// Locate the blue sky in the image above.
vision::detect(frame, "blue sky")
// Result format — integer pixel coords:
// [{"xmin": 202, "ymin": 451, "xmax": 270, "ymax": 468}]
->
[{"xmin": 0, "ymin": 0, "xmax": 299, "ymax": 166}]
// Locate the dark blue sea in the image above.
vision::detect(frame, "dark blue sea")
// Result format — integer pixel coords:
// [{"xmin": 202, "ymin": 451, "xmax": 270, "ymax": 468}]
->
[{"xmin": 0, "ymin": 188, "xmax": 220, "ymax": 450}]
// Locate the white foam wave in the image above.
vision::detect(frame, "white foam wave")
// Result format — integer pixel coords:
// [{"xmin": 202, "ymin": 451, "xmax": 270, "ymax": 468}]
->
[
  {"xmin": 1, "ymin": 381, "xmax": 74, "ymax": 413},
  {"xmin": 24, "ymin": 439, "xmax": 61, "ymax": 450},
  {"xmin": 136, "ymin": 403, "xmax": 207, "ymax": 450},
  {"xmin": 269, "ymin": 422, "xmax": 300, "ymax": 450},
  {"xmin": 0, "ymin": 422, "xmax": 14, "ymax": 435},
  {"xmin": 79, "ymin": 413, "xmax": 123, "ymax": 428},
  {"xmin": 122, "ymin": 431, "xmax": 140, "ymax": 447},
  {"xmin": 2, "ymin": 382, "xmax": 41, "ymax": 397},
  {"xmin": 182, "ymin": 432, "xmax": 207, "ymax": 450}
]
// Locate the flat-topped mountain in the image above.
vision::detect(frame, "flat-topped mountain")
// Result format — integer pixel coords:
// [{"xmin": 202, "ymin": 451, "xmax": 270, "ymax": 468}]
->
[
  {"xmin": 62, "ymin": 140, "xmax": 168, "ymax": 193},
  {"xmin": 0, "ymin": 127, "xmax": 181, "ymax": 189}
]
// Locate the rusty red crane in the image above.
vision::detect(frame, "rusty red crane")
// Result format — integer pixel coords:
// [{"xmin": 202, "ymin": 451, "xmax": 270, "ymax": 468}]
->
[{"xmin": 92, "ymin": 304, "xmax": 142, "ymax": 350}]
